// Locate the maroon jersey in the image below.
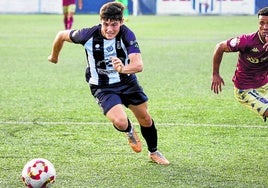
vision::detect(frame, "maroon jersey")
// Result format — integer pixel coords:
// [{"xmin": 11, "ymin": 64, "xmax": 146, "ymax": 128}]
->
[
  {"xmin": 227, "ymin": 31, "xmax": 268, "ymax": 90},
  {"xmin": 63, "ymin": 0, "xmax": 76, "ymax": 6}
]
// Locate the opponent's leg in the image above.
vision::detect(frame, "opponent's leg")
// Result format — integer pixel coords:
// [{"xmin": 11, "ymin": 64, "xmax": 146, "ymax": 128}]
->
[
  {"xmin": 234, "ymin": 85, "xmax": 268, "ymax": 122},
  {"xmin": 67, "ymin": 12, "xmax": 74, "ymax": 29},
  {"xmin": 63, "ymin": 6, "xmax": 68, "ymax": 29}
]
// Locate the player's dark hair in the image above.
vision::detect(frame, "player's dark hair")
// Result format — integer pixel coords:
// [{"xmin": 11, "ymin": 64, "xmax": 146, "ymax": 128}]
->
[
  {"xmin": 100, "ymin": 2, "xmax": 124, "ymax": 21},
  {"xmin": 257, "ymin": 7, "xmax": 268, "ymax": 17}
]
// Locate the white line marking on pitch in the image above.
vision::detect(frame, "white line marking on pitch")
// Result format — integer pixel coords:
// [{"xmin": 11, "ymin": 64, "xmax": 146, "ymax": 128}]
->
[{"xmin": 0, "ymin": 121, "xmax": 267, "ymax": 129}]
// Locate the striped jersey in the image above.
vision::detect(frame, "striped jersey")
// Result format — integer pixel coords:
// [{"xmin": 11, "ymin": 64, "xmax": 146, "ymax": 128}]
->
[
  {"xmin": 227, "ymin": 31, "xmax": 268, "ymax": 90},
  {"xmin": 70, "ymin": 24, "xmax": 141, "ymax": 86}
]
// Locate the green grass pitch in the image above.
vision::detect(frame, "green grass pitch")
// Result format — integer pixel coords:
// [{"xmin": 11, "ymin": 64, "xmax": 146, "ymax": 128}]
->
[{"xmin": 0, "ymin": 14, "xmax": 267, "ymax": 187}]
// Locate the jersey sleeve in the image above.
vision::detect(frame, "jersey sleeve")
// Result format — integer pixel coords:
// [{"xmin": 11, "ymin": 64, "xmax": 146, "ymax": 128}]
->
[
  {"xmin": 69, "ymin": 27, "xmax": 98, "ymax": 45},
  {"xmin": 227, "ymin": 34, "xmax": 248, "ymax": 52},
  {"xmin": 121, "ymin": 25, "xmax": 141, "ymax": 54}
]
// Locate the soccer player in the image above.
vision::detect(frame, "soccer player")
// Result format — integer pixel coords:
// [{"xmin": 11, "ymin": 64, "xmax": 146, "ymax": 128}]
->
[
  {"xmin": 62, "ymin": 0, "xmax": 83, "ymax": 30},
  {"xmin": 211, "ymin": 7, "xmax": 268, "ymax": 122},
  {"xmin": 48, "ymin": 2, "xmax": 169, "ymax": 165}
]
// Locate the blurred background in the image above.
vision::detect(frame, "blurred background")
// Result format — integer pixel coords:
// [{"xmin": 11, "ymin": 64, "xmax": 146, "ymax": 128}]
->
[{"xmin": 0, "ymin": 0, "xmax": 267, "ymax": 15}]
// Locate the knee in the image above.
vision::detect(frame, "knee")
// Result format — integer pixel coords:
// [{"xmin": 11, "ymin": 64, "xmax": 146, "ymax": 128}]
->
[
  {"xmin": 113, "ymin": 117, "xmax": 128, "ymax": 131},
  {"xmin": 139, "ymin": 115, "xmax": 152, "ymax": 127}
]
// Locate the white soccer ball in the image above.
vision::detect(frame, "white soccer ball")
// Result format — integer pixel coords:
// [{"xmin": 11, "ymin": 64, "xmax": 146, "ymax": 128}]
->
[{"xmin": 21, "ymin": 158, "xmax": 56, "ymax": 188}]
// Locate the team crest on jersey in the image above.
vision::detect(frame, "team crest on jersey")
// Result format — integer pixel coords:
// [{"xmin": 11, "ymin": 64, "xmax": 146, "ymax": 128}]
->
[{"xmin": 106, "ymin": 46, "xmax": 113, "ymax": 52}]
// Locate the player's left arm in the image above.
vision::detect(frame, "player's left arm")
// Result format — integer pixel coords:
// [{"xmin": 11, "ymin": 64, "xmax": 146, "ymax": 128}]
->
[
  {"xmin": 112, "ymin": 53, "xmax": 143, "ymax": 74},
  {"xmin": 48, "ymin": 30, "xmax": 73, "ymax": 64}
]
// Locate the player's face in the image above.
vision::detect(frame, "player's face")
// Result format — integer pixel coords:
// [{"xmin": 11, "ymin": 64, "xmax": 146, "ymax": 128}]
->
[
  {"xmin": 258, "ymin": 15, "xmax": 268, "ymax": 40},
  {"xmin": 101, "ymin": 19, "xmax": 123, "ymax": 40}
]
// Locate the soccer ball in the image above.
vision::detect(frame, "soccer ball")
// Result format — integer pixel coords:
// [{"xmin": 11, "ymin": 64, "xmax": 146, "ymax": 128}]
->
[{"xmin": 21, "ymin": 158, "xmax": 56, "ymax": 188}]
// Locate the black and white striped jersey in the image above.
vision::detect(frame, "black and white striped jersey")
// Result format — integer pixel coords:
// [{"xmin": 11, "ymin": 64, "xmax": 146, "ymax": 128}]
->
[{"xmin": 70, "ymin": 24, "xmax": 141, "ymax": 86}]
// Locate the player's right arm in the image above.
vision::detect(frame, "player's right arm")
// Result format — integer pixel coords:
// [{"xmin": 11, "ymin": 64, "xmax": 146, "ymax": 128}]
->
[
  {"xmin": 48, "ymin": 30, "xmax": 72, "ymax": 64},
  {"xmin": 211, "ymin": 40, "xmax": 230, "ymax": 94}
]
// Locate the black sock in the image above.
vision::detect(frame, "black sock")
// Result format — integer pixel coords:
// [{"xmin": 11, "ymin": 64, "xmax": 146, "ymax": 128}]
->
[
  {"xmin": 113, "ymin": 118, "xmax": 132, "ymax": 132},
  {"xmin": 140, "ymin": 119, "xmax": 157, "ymax": 153}
]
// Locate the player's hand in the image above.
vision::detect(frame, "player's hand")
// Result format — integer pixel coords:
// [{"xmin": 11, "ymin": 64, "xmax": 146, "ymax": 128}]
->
[
  {"xmin": 48, "ymin": 55, "xmax": 58, "ymax": 64},
  {"xmin": 211, "ymin": 74, "xmax": 225, "ymax": 94},
  {"xmin": 111, "ymin": 57, "xmax": 124, "ymax": 73},
  {"xmin": 263, "ymin": 36, "xmax": 268, "ymax": 51}
]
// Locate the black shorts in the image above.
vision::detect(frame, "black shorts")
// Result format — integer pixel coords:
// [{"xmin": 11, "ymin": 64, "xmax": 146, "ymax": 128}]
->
[{"xmin": 90, "ymin": 78, "xmax": 148, "ymax": 115}]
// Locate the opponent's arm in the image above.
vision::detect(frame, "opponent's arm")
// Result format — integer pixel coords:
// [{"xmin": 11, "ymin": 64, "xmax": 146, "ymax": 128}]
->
[
  {"xmin": 263, "ymin": 36, "xmax": 268, "ymax": 50},
  {"xmin": 211, "ymin": 40, "xmax": 229, "ymax": 94},
  {"xmin": 48, "ymin": 30, "xmax": 72, "ymax": 64}
]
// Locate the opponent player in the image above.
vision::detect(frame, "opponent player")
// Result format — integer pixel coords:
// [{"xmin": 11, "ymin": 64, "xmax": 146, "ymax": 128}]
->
[
  {"xmin": 211, "ymin": 7, "xmax": 268, "ymax": 122},
  {"xmin": 48, "ymin": 2, "xmax": 170, "ymax": 165},
  {"xmin": 63, "ymin": 0, "xmax": 83, "ymax": 30}
]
